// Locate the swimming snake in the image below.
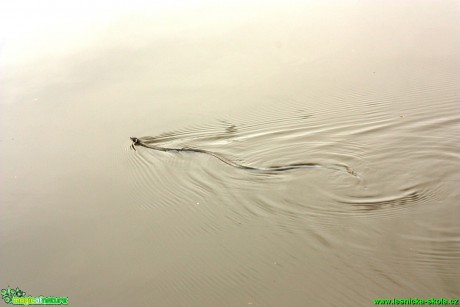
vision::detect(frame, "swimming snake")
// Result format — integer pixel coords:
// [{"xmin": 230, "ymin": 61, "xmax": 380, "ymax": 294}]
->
[{"xmin": 130, "ymin": 137, "xmax": 357, "ymax": 176}]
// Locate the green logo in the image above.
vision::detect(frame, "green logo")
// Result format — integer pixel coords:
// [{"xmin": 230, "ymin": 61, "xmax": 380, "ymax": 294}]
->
[{"xmin": 1, "ymin": 286, "xmax": 68, "ymax": 306}]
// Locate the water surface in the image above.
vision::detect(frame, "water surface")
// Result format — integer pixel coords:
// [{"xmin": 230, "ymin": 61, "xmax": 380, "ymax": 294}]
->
[{"xmin": 1, "ymin": 1, "xmax": 459, "ymax": 306}]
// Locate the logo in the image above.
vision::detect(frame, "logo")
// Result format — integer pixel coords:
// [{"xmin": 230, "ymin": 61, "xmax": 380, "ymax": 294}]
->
[{"xmin": 1, "ymin": 286, "xmax": 68, "ymax": 306}]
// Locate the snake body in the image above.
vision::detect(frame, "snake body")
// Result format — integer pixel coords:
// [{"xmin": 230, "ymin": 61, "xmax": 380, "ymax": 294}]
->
[{"xmin": 130, "ymin": 137, "xmax": 357, "ymax": 176}]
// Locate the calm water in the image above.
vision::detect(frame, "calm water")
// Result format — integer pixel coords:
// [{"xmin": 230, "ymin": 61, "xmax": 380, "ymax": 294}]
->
[{"xmin": 1, "ymin": 1, "xmax": 459, "ymax": 306}]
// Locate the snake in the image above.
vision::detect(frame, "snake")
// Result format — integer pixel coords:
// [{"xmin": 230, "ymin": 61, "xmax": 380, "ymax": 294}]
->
[{"xmin": 130, "ymin": 137, "xmax": 358, "ymax": 176}]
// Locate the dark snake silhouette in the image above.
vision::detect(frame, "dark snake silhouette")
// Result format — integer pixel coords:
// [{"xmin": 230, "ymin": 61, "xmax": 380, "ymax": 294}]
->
[{"xmin": 130, "ymin": 137, "xmax": 357, "ymax": 176}]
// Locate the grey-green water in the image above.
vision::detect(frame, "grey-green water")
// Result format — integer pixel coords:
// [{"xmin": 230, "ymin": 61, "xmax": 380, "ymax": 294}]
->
[{"xmin": 1, "ymin": 1, "xmax": 459, "ymax": 306}]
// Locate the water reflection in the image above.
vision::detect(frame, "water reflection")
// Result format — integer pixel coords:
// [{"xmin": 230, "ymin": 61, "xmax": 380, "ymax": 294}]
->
[{"xmin": 1, "ymin": 1, "xmax": 459, "ymax": 305}]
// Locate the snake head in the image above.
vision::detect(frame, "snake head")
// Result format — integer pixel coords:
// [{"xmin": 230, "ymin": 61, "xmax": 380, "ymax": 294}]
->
[{"xmin": 130, "ymin": 137, "xmax": 140, "ymax": 151}]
